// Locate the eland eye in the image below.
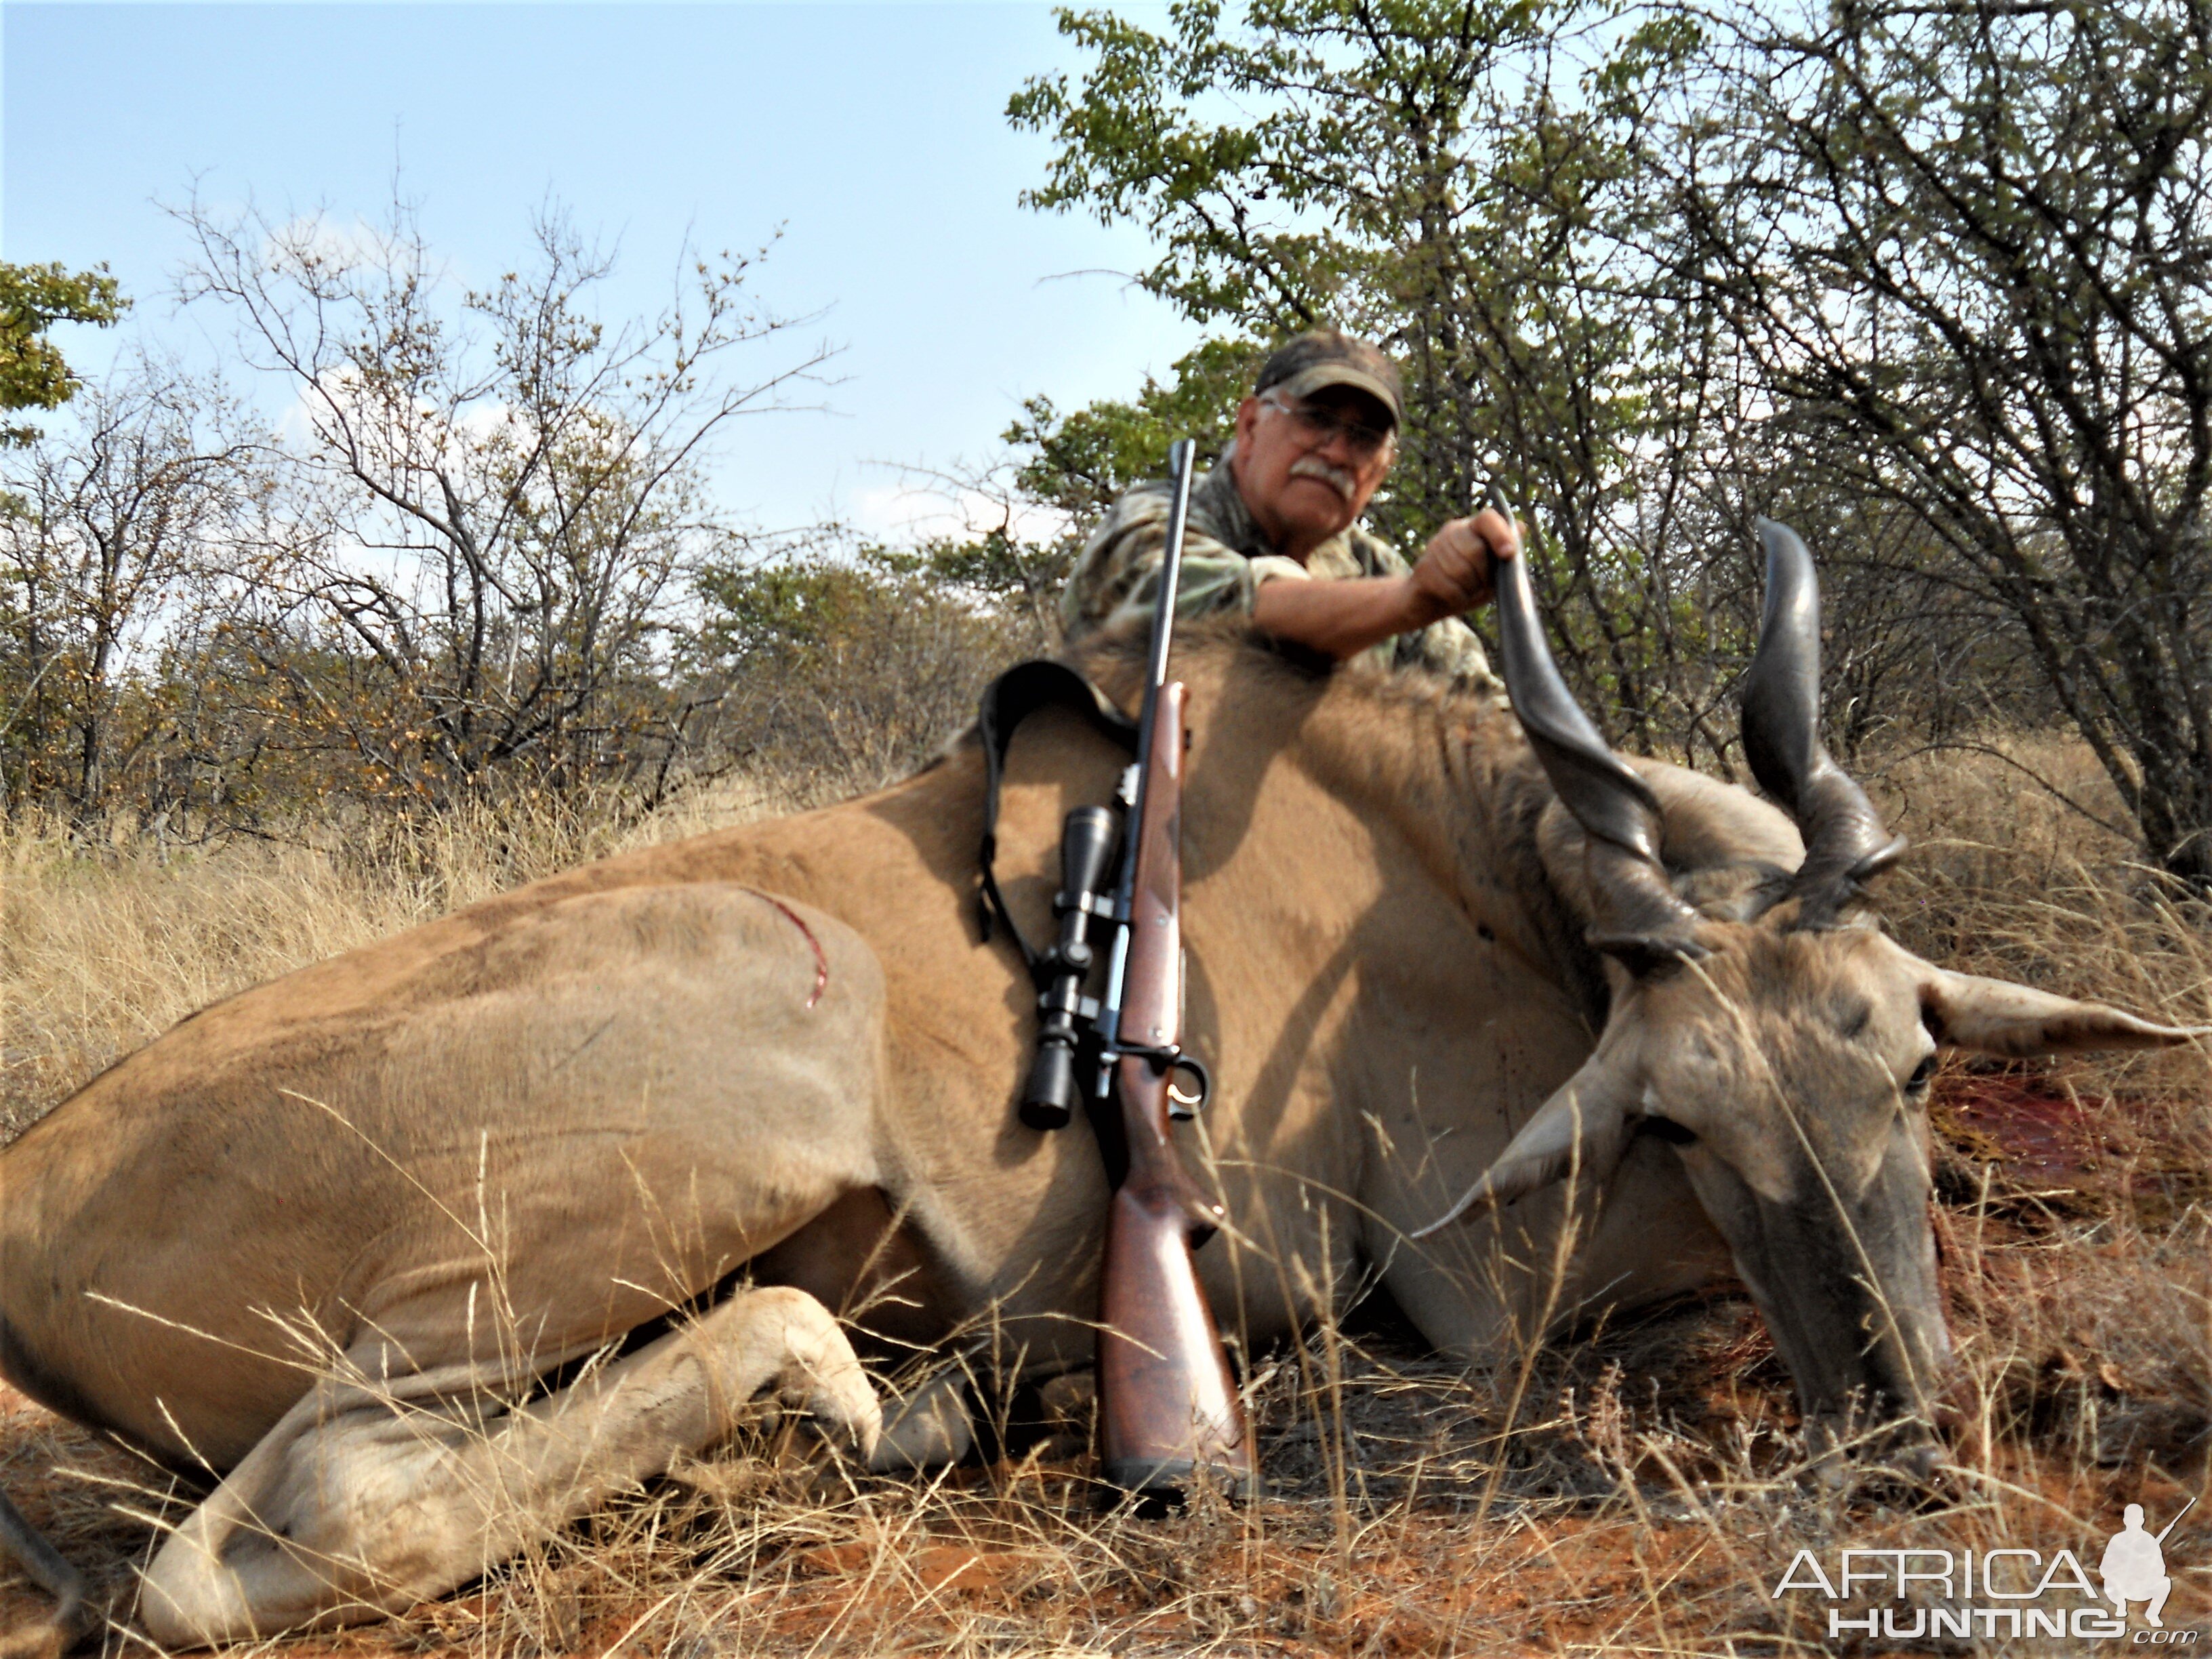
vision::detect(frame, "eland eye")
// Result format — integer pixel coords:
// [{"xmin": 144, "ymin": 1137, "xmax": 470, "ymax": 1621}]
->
[
  {"xmin": 1903, "ymin": 1054, "xmax": 1937, "ymax": 1099},
  {"xmin": 1642, "ymin": 1115, "xmax": 1698, "ymax": 1146}
]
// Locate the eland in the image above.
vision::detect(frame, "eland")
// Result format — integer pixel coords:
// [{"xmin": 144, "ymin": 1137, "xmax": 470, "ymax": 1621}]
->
[{"xmin": 0, "ymin": 522, "xmax": 2196, "ymax": 1653}]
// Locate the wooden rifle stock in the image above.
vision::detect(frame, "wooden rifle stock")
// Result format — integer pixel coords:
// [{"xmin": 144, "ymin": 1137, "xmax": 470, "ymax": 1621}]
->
[{"xmin": 1095, "ymin": 684, "xmax": 1256, "ymax": 1498}]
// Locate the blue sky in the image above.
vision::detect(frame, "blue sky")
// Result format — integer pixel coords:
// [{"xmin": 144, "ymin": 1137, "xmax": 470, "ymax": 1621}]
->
[{"xmin": 1, "ymin": 1, "xmax": 1201, "ymax": 537}]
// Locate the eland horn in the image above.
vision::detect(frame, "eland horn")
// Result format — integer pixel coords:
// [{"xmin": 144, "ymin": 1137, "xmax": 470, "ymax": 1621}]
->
[
  {"xmin": 1490, "ymin": 493, "xmax": 1705, "ymax": 965},
  {"xmin": 1741, "ymin": 518, "xmax": 1906, "ymax": 925}
]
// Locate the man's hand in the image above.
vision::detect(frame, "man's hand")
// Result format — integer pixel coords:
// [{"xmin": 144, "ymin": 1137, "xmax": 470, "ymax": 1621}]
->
[
  {"xmin": 1246, "ymin": 504, "xmax": 1519, "ymax": 662},
  {"xmin": 1409, "ymin": 506, "xmax": 1519, "ymax": 624}
]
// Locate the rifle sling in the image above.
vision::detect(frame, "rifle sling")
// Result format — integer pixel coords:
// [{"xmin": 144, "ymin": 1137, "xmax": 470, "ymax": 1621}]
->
[{"xmin": 975, "ymin": 659, "xmax": 1139, "ymax": 984}]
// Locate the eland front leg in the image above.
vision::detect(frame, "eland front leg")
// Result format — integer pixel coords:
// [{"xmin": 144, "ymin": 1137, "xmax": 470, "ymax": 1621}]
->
[{"xmin": 138, "ymin": 1285, "xmax": 881, "ymax": 1648}]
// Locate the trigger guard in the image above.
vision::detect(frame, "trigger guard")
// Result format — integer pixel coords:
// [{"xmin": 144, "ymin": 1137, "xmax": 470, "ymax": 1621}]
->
[{"xmin": 1166, "ymin": 1054, "xmax": 1212, "ymax": 1120}]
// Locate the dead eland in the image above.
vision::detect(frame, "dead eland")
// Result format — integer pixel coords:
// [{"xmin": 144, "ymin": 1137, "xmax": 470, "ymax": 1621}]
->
[{"xmin": 0, "ymin": 523, "xmax": 2196, "ymax": 1653}]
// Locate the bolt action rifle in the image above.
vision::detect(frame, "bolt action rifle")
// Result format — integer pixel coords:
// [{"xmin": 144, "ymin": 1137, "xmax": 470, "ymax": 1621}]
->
[{"xmin": 1085, "ymin": 438, "xmax": 1256, "ymax": 1500}]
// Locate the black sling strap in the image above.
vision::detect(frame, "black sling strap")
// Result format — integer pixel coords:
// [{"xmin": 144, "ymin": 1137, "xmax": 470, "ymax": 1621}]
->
[{"xmin": 975, "ymin": 659, "xmax": 1139, "ymax": 983}]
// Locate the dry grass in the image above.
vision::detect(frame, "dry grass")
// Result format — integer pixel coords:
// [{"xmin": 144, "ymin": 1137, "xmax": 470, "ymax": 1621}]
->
[
  {"xmin": 3, "ymin": 734, "xmax": 2209, "ymax": 1656},
  {"xmin": 0, "ymin": 779, "xmax": 800, "ymax": 1143},
  {"xmin": 1872, "ymin": 732, "xmax": 2212, "ymax": 1036}
]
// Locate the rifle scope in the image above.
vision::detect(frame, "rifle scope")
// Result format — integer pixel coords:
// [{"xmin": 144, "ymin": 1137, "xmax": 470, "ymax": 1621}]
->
[{"xmin": 1018, "ymin": 804, "xmax": 1120, "ymax": 1130}]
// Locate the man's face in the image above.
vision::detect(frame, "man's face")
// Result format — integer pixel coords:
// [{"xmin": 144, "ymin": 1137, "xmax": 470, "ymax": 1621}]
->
[{"xmin": 1231, "ymin": 383, "xmax": 1396, "ymax": 557}]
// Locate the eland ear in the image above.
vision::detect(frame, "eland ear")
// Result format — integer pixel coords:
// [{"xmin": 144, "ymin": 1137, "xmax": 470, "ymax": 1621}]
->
[
  {"xmin": 1413, "ymin": 1056, "xmax": 1639, "ymax": 1237},
  {"xmin": 1921, "ymin": 968, "xmax": 2209, "ymax": 1057}
]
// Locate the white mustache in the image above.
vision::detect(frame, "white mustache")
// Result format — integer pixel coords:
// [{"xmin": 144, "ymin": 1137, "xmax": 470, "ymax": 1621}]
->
[{"xmin": 1289, "ymin": 455, "xmax": 1358, "ymax": 499}]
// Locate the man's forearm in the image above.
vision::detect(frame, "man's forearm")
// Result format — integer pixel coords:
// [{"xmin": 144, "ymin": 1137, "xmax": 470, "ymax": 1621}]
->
[{"xmin": 1249, "ymin": 573, "xmax": 1439, "ymax": 661}]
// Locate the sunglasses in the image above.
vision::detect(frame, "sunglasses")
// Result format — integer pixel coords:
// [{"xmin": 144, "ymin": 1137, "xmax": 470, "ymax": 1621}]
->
[{"xmin": 1260, "ymin": 391, "xmax": 1395, "ymax": 459}]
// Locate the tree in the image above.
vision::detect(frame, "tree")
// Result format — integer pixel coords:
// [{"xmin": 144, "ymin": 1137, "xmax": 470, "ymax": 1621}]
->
[
  {"xmin": 175, "ymin": 195, "xmax": 833, "ymax": 804},
  {"xmin": 689, "ymin": 533, "xmax": 1031, "ymax": 800},
  {"xmin": 0, "ymin": 356, "xmax": 258, "ymax": 818},
  {"xmin": 0, "ymin": 262, "xmax": 126, "ymax": 445},
  {"xmin": 1003, "ymin": 337, "xmax": 1261, "ymax": 526},
  {"xmin": 1008, "ymin": 0, "xmax": 1756, "ymax": 761},
  {"xmin": 1654, "ymin": 0, "xmax": 2212, "ymax": 882}
]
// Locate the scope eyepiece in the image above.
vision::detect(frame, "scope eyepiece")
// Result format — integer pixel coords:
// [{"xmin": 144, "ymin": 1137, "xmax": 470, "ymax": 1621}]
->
[{"xmin": 1021, "ymin": 1038, "xmax": 1084, "ymax": 1131}]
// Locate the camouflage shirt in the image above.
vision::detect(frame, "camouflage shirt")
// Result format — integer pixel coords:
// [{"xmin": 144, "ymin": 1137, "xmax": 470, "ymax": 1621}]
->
[{"xmin": 1059, "ymin": 447, "xmax": 1503, "ymax": 693}]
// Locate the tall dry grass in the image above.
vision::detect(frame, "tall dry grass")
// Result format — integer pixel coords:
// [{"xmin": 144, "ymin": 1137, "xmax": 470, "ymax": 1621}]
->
[
  {"xmin": 1874, "ymin": 733, "xmax": 2212, "ymax": 1026},
  {"xmin": 0, "ymin": 780, "xmax": 797, "ymax": 1144},
  {"xmin": 1, "ymin": 732, "xmax": 2208, "ymax": 1656}
]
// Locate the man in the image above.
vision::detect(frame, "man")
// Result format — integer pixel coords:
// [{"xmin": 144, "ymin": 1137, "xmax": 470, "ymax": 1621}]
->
[
  {"xmin": 1060, "ymin": 330, "xmax": 1516, "ymax": 689},
  {"xmin": 2100, "ymin": 1504, "xmax": 2174, "ymax": 1626}
]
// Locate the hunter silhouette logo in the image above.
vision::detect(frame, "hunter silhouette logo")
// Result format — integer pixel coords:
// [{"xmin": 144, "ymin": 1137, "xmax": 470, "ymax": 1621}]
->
[{"xmin": 2103, "ymin": 1500, "xmax": 2194, "ymax": 1629}]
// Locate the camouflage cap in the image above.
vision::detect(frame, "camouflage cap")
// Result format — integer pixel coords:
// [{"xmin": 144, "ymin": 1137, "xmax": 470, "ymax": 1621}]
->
[{"xmin": 1254, "ymin": 330, "xmax": 1404, "ymax": 430}]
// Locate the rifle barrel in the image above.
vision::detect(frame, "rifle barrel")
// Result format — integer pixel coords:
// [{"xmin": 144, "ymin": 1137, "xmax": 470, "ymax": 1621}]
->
[
  {"xmin": 1128, "ymin": 439, "xmax": 1197, "ymax": 842},
  {"xmin": 1144, "ymin": 440, "xmax": 1197, "ymax": 698},
  {"xmin": 1101, "ymin": 440, "xmax": 1197, "ymax": 1057},
  {"xmin": 2154, "ymin": 1495, "xmax": 2196, "ymax": 1545}
]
